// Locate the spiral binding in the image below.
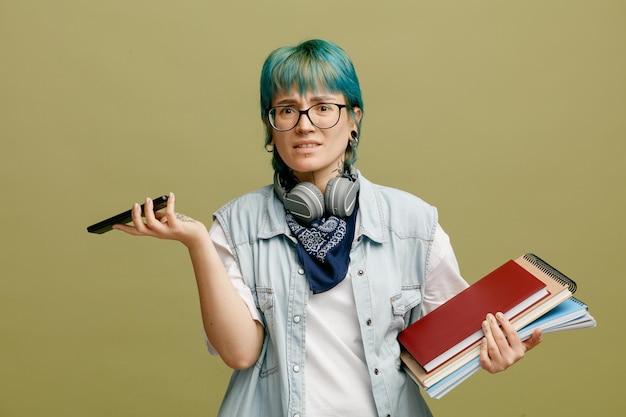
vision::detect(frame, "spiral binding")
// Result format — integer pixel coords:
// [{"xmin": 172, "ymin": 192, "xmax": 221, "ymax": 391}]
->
[
  {"xmin": 569, "ymin": 297, "xmax": 586, "ymax": 308},
  {"xmin": 523, "ymin": 253, "xmax": 577, "ymax": 293}
]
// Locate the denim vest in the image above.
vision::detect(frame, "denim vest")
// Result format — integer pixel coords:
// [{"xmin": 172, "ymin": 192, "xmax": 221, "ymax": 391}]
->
[{"xmin": 213, "ymin": 173, "xmax": 436, "ymax": 417}]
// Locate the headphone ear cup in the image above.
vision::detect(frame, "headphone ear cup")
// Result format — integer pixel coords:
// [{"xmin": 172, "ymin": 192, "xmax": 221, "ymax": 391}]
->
[
  {"xmin": 325, "ymin": 176, "xmax": 360, "ymax": 218},
  {"xmin": 283, "ymin": 182, "xmax": 325, "ymax": 225}
]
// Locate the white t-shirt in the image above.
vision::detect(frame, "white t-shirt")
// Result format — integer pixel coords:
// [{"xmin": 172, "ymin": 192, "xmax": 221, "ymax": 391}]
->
[{"xmin": 208, "ymin": 221, "xmax": 468, "ymax": 416}]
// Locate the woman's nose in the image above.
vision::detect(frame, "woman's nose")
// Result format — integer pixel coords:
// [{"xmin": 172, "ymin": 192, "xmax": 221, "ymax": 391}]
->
[{"xmin": 294, "ymin": 110, "xmax": 316, "ymax": 132}]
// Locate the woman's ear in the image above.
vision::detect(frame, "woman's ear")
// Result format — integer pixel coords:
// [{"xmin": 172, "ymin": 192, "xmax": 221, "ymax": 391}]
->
[
  {"xmin": 265, "ymin": 137, "xmax": 275, "ymax": 153},
  {"xmin": 353, "ymin": 107, "xmax": 363, "ymax": 125}
]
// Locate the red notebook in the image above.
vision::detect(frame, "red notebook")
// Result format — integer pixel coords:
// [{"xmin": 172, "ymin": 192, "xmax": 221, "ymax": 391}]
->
[{"xmin": 398, "ymin": 260, "xmax": 549, "ymax": 372}]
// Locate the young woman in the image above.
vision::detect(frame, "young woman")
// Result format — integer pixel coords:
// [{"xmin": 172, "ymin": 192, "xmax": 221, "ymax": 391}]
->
[{"xmin": 115, "ymin": 39, "xmax": 542, "ymax": 417}]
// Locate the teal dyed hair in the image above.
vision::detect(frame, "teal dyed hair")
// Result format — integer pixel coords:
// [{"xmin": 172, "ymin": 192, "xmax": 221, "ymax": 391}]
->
[{"xmin": 260, "ymin": 39, "xmax": 364, "ymax": 172}]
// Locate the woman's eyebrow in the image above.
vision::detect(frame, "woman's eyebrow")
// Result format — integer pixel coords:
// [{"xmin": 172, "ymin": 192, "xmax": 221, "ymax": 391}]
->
[
  {"xmin": 274, "ymin": 95, "xmax": 338, "ymax": 106},
  {"xmin": 273, "ymin": 98, "xmax": 298, "ymax": 106},
  {"xmin": 310, "ymin": 95, "xmax": 338, "ymax": 102}
]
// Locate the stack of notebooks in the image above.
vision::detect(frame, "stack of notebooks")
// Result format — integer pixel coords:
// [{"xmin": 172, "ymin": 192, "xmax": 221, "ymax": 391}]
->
[{"xmin": 398, "ymin": 253, "xmax": 596, "ymax": 399}]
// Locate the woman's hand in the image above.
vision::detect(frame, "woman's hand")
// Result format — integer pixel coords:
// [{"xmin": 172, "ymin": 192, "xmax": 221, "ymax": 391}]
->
[
  {"xmin": 113, "ymin": 192, "xmax": 263, "ymax": 368},
  {"xmin": 479, "ymin": 312, "xmax": 543, "ymax": 373},
  {"xmin": 113, "ymin": 192, "xmax": 207, "ymax": 247}
]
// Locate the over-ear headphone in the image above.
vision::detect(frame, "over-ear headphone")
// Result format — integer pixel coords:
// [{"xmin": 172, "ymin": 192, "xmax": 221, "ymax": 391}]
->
[{"xmin": 274, "ymin": 166, "xmax": 360, "ymax": 225}]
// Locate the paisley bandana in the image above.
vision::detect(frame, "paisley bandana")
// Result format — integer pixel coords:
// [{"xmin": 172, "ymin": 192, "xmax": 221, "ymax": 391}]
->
[{"xmin": 286, "ymin": 203, "xmax": 359, "ymax": 294}]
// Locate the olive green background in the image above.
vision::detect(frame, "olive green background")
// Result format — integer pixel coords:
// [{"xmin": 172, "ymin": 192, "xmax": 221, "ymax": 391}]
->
[{"xmin": 1, "ymin": 1, "xmax": 624, "ymax": 416}]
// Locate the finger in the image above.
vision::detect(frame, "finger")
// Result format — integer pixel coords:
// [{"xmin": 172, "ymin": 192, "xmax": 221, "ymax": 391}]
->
[
  {"xmin": 143, "ymin": 197, "xmax": 156, "ymax": 223},
  {"xmin": 158, "ymin": 192, "xmax": 176, "ymax": 224},
  {"xmin": 166, "ymin": 192, "xmax": 176, "ymax": 217},
  {"xmin": 154, "ymin": 192, "xmax": 175, "ymax": 221},
  {"xmin": 479, "ymin": 336, "xmax": 492, "ymax": 371},
  {"xmin": 495, "ymin": 312, "xmax": 523, "ymax": 350},
  {"xmin": 482, "ymin": 315, "xmax": 503, "ymax": 360},
  {"xmin": 112, "ymin": 223, "xmax": 144, "ymax": 236},
  {"xmin": 495, "ymin": 312, "xmax": 541, "ymax": 356},
  {"xmin": 522, "ymin": 328, "xmax": 543, "ymax": 352},
  {"xmin": 143, "ymin": 197, "xmax": 166, "ymax": 232},
  {"xmin": 130, "ymin": 202, "xmax": 148, "ymax": 233},
  {"xmin": 479, "ymin": 316, "xmax": 502, "ymax": 373},
  {"xmin": 487, "ymin": 313, "xmax": 509, "ymax": 347},
  {"xmin": 480, "ymin": 314, "xmax": 513, "ymax": 373},
  {"xmin": 495, "ymin": 312, "xmax": 513, "ymax": 333}
]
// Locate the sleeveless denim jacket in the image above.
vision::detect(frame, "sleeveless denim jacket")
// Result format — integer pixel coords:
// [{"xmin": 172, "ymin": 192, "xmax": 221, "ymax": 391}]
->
[{"xmin": 213, "ymin": 173, "xmax": 436, "ymax": 417}]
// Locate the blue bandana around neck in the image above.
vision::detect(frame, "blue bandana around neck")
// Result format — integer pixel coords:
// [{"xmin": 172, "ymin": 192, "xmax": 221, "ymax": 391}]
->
[{"xmin": 286, "ymin": 202, "xmax": 359, "ymax": 294}]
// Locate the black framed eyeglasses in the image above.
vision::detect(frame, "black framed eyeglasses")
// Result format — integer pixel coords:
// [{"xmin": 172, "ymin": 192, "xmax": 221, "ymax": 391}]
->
[{"xmin": 267, "ymin": 103, "xmax": 348, "ymax": 132}]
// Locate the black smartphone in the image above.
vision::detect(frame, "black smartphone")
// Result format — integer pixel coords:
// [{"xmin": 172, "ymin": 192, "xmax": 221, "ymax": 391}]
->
[{"xmin": 86, "ymin": 195, "xmax": 169, "ymax": 234}]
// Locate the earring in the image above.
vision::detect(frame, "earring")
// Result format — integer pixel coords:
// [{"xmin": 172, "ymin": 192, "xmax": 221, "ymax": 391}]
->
[
  {"xmin": 350, "ymin": 130, "xmax": 359, "ymax": 148},
  {"xmin": 265, "ymin": 143, "xmax": 274, "ymax": 153}
]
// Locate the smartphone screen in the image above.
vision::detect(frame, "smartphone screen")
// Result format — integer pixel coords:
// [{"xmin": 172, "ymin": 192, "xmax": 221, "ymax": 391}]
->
[{"xmin": 86, "ymin": 195, "xmax": 169, "ymax": 234}]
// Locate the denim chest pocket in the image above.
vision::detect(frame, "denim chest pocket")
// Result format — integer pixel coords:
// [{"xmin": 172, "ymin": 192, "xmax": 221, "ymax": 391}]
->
[
  {"xmin": 252, "ymin": 287, "xmax": 279, "ymax": 377},
  {"xmin": 389, "ymin": 285, "xmax": 423, "ymax": 331}
]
